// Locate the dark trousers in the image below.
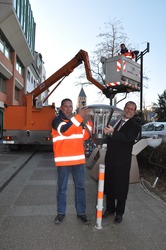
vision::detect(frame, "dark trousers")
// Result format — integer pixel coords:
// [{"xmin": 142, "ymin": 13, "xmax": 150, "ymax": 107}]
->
[{"xmin": 106, "ymin": 194, "xmax": 126, "ymax": 215}]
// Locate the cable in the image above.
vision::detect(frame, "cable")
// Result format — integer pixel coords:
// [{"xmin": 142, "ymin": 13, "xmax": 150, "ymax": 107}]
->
[{"xmin": 140, "ymin": 177, "xmax": 166, "ymax": 206}]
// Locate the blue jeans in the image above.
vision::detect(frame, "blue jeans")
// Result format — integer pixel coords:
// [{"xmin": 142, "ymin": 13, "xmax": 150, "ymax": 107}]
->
[{"xmin": 57, "ymin": 164, "xmax": 86, "ymax": 215}]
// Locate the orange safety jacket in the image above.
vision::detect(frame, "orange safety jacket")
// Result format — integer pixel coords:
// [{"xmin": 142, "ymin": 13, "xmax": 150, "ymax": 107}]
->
[
  {"xmin": 52, "ymin": 113, "xmax": 92, "ymax": 167},
  {"xmin": 123, "ymin": 51, "xmax": 135, "ymax": 59}
]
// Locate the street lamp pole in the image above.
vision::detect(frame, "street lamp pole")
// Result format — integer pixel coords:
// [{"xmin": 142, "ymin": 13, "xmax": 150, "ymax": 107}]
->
[{"xmin": 136, "ymin": 42, "xmax": 150, "ymax": 124}]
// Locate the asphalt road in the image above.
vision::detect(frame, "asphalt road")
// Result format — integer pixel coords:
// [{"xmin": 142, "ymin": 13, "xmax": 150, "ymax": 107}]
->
[{"xmin": 0, "ymin": 145, "xmax": 166, "ymax": 250}]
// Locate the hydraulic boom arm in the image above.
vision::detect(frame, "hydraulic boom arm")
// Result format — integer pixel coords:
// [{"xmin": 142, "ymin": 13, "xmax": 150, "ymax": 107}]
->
[{"xmin": 28, "ymin": 50, "xmax": 105, "ymax": 100}]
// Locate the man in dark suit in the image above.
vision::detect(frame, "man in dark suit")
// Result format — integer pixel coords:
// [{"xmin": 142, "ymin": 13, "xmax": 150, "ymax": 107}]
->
[{"xmin": 103, "ymin": 101, "xmax": 141, "ymax": 223}]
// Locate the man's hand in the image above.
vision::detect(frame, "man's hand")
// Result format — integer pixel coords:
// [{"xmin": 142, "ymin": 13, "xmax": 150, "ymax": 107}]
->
[
  {"xmin": 78, "ymin": 107, "xmax": 91, "ymax": 119},
  {"xmin": 104, "ymin": 125, "xmax": 114, "ymax": 135}
]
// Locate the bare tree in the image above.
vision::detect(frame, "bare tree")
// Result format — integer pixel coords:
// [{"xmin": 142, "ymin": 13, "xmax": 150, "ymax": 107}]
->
[
  {"xmin": 95, "ymin": 18, "xmax": 129, "ymax": 58},
  {"xmin": 77, "ymin": 18, "xmax": 129, "ymax": 87},
  {"xmin": 76, "ymin": 18, "xmax": 149, "ymax": 106},
  {"xmin": 76, "ymin": 18, "xmax": 131, "ymax": 103}
]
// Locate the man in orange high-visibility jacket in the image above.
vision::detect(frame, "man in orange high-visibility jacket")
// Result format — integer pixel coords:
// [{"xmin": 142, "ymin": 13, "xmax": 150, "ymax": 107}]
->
[
  {"xmin": 52, "ymin": 98, "xmax": 92, "ymax": 225},
  {"xmin": 120, "ymin": 43, "xmax": 135, "ymax": 59},
  {"xmin": 120, "ymin": 43, "xmax": 128, "ymax": 54}
]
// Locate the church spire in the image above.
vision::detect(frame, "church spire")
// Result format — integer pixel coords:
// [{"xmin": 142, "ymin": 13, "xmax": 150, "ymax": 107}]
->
[{"xmin": 77, "ymin": 87, "xmax": 87, "ymax": 108}]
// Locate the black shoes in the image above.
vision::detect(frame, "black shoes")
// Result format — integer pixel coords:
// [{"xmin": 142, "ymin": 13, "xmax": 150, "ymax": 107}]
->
[
  {"xmin": 54, "ymin": 214, "xmax": 65, "ymax": 224},
  {"xmin": 114, "ymin": 214, "xmax": 123, "ymax": 223},
  {"xmin": 54, "ymin": 214, "xmax": 91, "ymax": 225},
  {"xmin": 103, "ymin": 210, "xmax": 123, "ymax": 223},
  {"xmin": 77, "ymin": 214, "xmax": 91, "ymax": 225},
  {"xmin": 103, "ymin": 210, "xmax": 115, "ymax": 217},
  {"xmin": 54, "ymin": 213, "xmax": 122, "ymax": 225}
]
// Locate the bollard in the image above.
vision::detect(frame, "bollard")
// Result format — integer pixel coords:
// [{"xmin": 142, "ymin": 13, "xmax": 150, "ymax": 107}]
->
[{"xmin": 95, "ymin": 163, "xmax": 105, "ymax": 229}]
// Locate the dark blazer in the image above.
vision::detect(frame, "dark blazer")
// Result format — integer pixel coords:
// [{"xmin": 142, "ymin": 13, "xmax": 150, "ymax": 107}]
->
[{"xmin": 104, "ymin": 118, "xmax": 141, "ymax": 200}]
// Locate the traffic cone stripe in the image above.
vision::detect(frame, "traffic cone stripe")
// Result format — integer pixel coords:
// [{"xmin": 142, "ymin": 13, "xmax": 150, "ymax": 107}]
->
[
  {"xmin": 95, "ymin": 164, "xmax": 105, "ymax": 229},
  {"xmin": 99, "ymin": 172, "xmax": 105, "ymax": 180},
  {"xmin": 96, "ymin": 210, "xmax": 102, "ymax": 218},
  {"xmin": 98, "ymin": 191, "xmax": 104, "ymax": 199}
]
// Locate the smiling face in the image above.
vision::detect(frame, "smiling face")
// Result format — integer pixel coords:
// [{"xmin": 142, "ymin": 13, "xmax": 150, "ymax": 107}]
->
[
  {"xmin": 60, "ymin": 100, "xmax": 73, "ymax": 118},
  {"xmin": 123, "ymin": 102, "xmax": 136, "ymax": 119}
]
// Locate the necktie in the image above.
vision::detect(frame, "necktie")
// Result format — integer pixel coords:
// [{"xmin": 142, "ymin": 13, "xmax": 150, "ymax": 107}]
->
[{"xmin": 117, "ymin": 119, "xmax": 126, "ymax": 131}]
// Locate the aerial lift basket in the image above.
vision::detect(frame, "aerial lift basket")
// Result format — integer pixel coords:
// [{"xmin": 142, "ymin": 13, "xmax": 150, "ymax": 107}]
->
[{"xmin": 102, "ymin": 55, "xmax": 140, "ymax": 91}]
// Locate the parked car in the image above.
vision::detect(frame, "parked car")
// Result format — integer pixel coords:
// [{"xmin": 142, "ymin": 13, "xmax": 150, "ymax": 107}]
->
[{"xmin": 141, "ymin": 122, "xmax": 166, "ymax": 142}]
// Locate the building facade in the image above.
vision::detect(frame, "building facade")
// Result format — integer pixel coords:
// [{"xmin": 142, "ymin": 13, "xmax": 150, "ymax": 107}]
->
[
  {"xmin": 0, "ymin": 0, "xmax": 48, "ymax": 139},
  {"xmin": 0, "ymin": 0, "xmax": 36, "ymax": 106}
]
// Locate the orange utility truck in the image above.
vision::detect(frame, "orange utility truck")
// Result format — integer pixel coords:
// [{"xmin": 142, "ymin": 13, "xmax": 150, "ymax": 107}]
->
[{"xmin": 2, "ymin": 50, "xmax": 140, "ymax": 149}]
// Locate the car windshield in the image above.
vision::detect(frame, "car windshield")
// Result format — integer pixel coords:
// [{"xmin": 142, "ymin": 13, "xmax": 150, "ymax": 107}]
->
[{"xmin": 142, "ymin": 123, "xmax": 165, "ymax": 132}]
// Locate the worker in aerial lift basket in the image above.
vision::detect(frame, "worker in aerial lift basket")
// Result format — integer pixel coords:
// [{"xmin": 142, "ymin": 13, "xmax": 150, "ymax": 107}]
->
[
  {"xmin": 120, "ymin": 43, "xmax": 129, "ymax": 54},
  {"xmin": 120, "ymin": 43, "xmax": 136, "ymax": 59},
  {"xmin": 52, "ymin": 98, "xmax": 92, "ymax": 225},
  {"xmin": 103, "ymin": 101, "xmax": 141, "ymax": 223}
]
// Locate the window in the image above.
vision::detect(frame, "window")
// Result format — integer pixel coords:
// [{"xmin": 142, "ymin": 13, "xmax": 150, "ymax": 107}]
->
[
  {"xmin": 16, "ymin": 57, "xmax": 23, "ymax": 75},
  {"xmin": 147, "ymin": 124, "xmax": 155, "ymax": 131},
  {"xmin": 13, "ymin": 0, "xmax": 17, "ymax": 10},
  {"xmin": 0, "ymin": 75, "xmax": 6, "ymax": 93},
  {"xmin": 31, "ymin": 76, "xmax": 33, "ymax": 84},
  {"xmin": 142, "ymin": 123, "xmax": 165, "ymax": 132},
  {"xmin": 15, "ymin": 86, "xmax": 19, "ymax": 101},
  {"xmin": 0, "ymin": 38, "xmax": 3, "ymax": 52},
  {"xmin": 142, "ymin": 124, "xmax": 149, "ymax": 131},
  {"xmin": 13, "ymin": 0, "xmax": 36, "ymax": 54},
  {"xmin": 16, "ymin": 0, "xmax": 20, "ymax": 19},
  {"xmin": 27, "ymin": 70, "xmax": 30, "ymax": 81},
  {"xmin": 33, "ymin": 80, "xmax": 36, "ymax": 89},
  {"xmin": 0, "ymin": 33, "xmax": 11, "ymax": 60},
  {"xmin": 155, "ymin": 124, "xmax": 164, "ymax": 131},
  {"xmin": 4, "ymin": 45, "xmax": 10, "ymax": 59}
]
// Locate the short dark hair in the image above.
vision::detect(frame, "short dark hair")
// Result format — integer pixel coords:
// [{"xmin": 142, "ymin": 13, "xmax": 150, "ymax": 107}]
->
[
  {"xmin": 125, "ymin": 101, "xmax": 137, "ymax": 110},
  {"xmin": 61, "ymin": 98, "xmax": 72, "ymax": 107}
]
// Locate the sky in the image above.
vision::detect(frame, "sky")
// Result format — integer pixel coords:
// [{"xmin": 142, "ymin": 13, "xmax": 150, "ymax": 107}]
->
[{"xmin": 29, "ymin": 0, "xmax": 166, "ymax": 110}]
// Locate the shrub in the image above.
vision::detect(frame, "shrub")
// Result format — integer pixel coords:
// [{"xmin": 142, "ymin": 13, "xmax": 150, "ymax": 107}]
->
[{"xmin": 137, "ymin": 142, "xmax": 166, "ymax": 169}]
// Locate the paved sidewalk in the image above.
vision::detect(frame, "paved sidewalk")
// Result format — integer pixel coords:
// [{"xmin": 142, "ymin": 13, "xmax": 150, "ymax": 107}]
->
[{"xmin": 0, "ymin": 146, "xmax": 166, "ymax": 250}]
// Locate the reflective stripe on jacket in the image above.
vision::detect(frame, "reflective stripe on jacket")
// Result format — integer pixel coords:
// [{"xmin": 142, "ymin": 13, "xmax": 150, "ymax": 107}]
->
[
  {"xmin": 123, "ymin": 51, "xmax": 135, "ymax": 59},
  {"xmin": 52, "ymin": 113, "xmax": 92, "ymax": 166}
]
